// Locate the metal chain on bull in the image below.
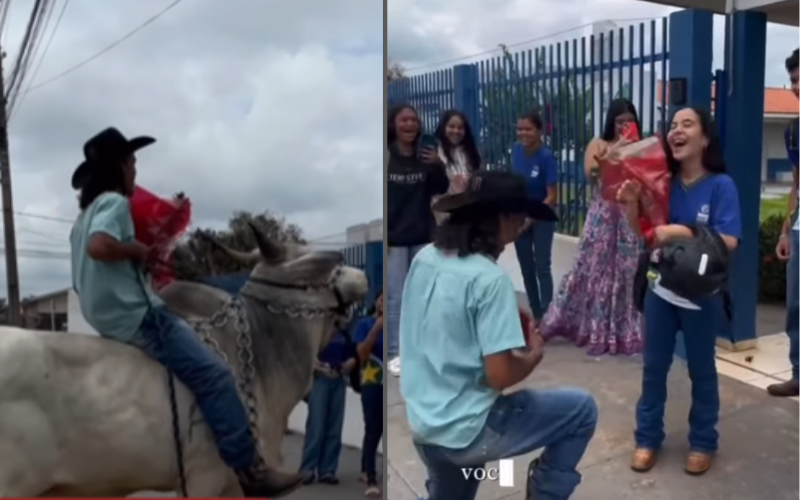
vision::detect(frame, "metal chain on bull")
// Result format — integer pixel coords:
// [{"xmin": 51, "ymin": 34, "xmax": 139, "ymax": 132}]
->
[{"xmin": 188, "ymin": 295, "xmax": 340, "ymax": 461}]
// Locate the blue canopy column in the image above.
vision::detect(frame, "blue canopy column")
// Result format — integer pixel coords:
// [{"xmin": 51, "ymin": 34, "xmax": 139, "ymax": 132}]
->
[
  {"xmin": 665, "ymin": 8, "xmax": 714, "ymax": 359},
  {"xmin": 719, "ymin": 11, "xmax": 768, "ymax": 351}
]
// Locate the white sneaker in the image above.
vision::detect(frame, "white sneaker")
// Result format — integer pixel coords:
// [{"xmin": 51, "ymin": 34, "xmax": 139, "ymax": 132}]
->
[{"xmin": 388, "ymin": 356, "xmax": 401, "ymax": 377}]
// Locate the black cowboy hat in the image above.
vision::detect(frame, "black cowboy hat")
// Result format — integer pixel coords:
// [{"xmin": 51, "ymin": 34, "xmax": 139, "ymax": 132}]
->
[
  {"xmin": 71, "ymin": 127, "xmax": 156, "ymax": 189},
  {"xmin": 432, "ymin": 170, "xmax": 559, "ymax": 222}
]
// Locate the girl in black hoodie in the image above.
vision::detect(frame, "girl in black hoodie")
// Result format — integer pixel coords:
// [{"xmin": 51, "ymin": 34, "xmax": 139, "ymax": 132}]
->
[{"xmin": 386, "ymin": 104, "xmax": 449, "ymax": 376}]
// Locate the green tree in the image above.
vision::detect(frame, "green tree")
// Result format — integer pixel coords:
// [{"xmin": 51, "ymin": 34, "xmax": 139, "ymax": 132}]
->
[
  {"xmin": 387, "ymin": 61, "xmax": 405, "ymax": 82},
  {"xmin": 171, "ymin": 210, "xmax": 305, "ymax": 280},
  {"xmin": 480, "ymin": 44, "xmax": 594, "ymax": 170}
]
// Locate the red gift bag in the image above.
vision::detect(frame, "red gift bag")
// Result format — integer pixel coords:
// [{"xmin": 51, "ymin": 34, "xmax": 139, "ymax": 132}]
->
[
  {"xmin": 129, "ymin": 186, "xmax": 192, "ymax": 290},
  {"xmin": 599, "ymin": 136, "xmax": 671, "ymax": 234}
]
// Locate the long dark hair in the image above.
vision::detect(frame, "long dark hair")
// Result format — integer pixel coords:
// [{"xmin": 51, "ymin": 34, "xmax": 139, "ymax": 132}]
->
[
  {"xmin": 366, "ymin": 288, "xmax": 383, "ymax": 316},
  {"xmin": 664, "ymin": 107, "xmax": 726, "ymax": 176},
  {"xmin": 78, "ymin": 162, "xmax": 127, "ymax": 210},
  {"xmin": 387, "ymin": 103, "xmax": 421, "ymax": 147},
  {"xmin": 602, "ymin": 98, "xmax": 641, "ymax": 142},
  {"xmin": 433, "ymin": 209, "xmax": 503, "ymax": 259},
  {"xmin": 786, "ymin": 48, "xmax": 799, "ymax": 73},
  {"xmin": 434, "ymin": 109, "xmax": 481, "ymax": 172}
]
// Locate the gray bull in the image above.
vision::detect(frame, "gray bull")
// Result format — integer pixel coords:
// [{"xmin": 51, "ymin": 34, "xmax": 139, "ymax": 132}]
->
[{"xmin": 0, "ymin": 226, "xmax": 369, "ymax": 497}]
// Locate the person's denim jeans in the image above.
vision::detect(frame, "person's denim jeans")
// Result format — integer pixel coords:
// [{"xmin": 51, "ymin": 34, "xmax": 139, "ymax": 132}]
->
[
  {"xmin": 514, "ymin": 221, "xmax": 556, "ymax": 319},
  {"xmin": 635, "ymin": 292, "xmax": 720, "ymax": 453},
  {"xmin": 299, "ymin": 374, "xmax": 347, "ymax": 476},
  {"xmin": 414, "ymin": 388, "xmax": 597, "ymax": 500},
  {"xmin": 361, "ymin": 384, "xmax": 384, "ymax": 482},
  {"xmin": 136, "ymin": 306, "xmax": 255, "ymax": 470},
  {"xmin": 787, "ymin": 231, "xmax": 799, "ymax": 381},
  {"xmin": 386, "ymin": 244, "xmax": 426, "ymax": 356}
]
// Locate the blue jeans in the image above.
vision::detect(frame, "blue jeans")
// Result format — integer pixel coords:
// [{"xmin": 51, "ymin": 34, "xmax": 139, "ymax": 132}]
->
[
  {"xmin": 361, "ymin": 384, "xmax": 384, "ymax": 482},
  {"xmin": 787, "ymin": 231, "xmax": 799, "ymax": 380},
  {"xmin": 414, "ymin": 388, "xmax": 597, "ymax": 500},
  {"xmin": 514, "ymin": 221, "xmax": 556, "ymax": 319},
  {"xmin": 300, "ymin": 374, "xmax": 346, "ymax": 476},
  {"xmin": 136, "ymin": 306, "xmax": 255, "ymax": 470},
  {"xmin": 635, "ymin": 292, "xmax": 720, "ymax": 453},
  {"xmin": 387, "ymin": 244, "xmax": 425, "ymax": 356}
]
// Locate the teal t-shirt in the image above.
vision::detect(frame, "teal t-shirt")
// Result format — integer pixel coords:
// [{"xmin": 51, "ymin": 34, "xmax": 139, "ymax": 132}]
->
[
  {"xmin": 399, "ymin": 244, "xmax": 526, "ymax": 449},
  {"xmin": 70, "ymin": 192, "xmax": 162, "ymax": 342}
]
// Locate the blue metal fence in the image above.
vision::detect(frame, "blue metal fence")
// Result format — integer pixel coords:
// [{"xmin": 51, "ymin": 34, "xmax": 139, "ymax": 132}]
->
[{"xmin": 388, "ymin": 19, "xmax": 671, "ymax": 236}]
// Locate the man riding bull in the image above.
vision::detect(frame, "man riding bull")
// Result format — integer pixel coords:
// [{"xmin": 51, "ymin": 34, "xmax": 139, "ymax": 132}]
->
[{"xmin": 68, "ymin": 127, "xmax": 303, "ymax": 498}]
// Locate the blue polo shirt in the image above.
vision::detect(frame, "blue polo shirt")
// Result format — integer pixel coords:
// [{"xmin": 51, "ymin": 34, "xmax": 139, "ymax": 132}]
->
[
  {"xmin": 651, "ymin": 174, "xmax": 741, "ymax": 309},
  {"xmin": 668, "ymin": 174, "xmax": 741, "ymax": 237},
  {"xmin": 318, "ymin": 332, "xmax": 350, "ymax": 370},
  {"xmin": 511, "ymin": 143, "xmax": 558, "ymax": 202}
]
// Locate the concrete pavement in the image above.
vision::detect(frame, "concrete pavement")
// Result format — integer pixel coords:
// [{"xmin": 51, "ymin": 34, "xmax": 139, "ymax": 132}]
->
[{"xmin": 387, "ymin": 343, "xmax": 799, "ymax": 500}]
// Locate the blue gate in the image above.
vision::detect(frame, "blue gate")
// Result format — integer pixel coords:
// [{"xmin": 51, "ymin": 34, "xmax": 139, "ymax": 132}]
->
[{"xmin": 388, "ymin": 19, "xmax": 671, "ymax": 236}]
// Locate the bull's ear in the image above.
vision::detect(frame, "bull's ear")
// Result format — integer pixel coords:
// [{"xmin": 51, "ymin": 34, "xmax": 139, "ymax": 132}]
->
[
  {"xmin": 200, "ymin": 231, "xmax": 261, "ymax": 267},
  {"xmin": 248, "ymin": 222, "xmax": 285, "ymax": 263}
]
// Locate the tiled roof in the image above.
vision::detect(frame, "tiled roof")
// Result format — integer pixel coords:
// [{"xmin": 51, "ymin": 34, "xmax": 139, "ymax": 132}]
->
[{"xmin": 656, "ymin": 81, "xmax": 798, "ymax": 115}]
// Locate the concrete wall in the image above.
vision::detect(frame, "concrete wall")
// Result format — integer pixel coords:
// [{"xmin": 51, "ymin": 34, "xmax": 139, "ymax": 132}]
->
[{"xmin": 498, "ymin": 233, "xmax": 580, "ymax": 294}]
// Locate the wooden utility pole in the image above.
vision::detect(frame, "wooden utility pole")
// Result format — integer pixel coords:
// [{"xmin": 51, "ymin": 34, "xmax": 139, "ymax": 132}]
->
[{"xmin": 0, "ymin": 50, "xmax": 21, "ymax": 326}]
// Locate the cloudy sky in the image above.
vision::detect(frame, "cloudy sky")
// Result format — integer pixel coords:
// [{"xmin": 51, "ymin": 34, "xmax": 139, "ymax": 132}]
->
[
  {"xmin": 389, "ymin": 0, "xmax": 798, "ymax": 87},
  {"xmin": 3, "ymin": 0, "xmax": 383, "ymax": 296}
]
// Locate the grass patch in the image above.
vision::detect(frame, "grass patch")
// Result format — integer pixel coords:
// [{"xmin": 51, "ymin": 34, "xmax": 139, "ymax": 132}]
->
[{"xmin": 761, "ymin": 195, "xmax": 789, "ymax": 222}]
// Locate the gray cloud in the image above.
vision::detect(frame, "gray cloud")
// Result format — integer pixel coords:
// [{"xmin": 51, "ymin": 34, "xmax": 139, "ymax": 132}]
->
[
  {"xmin": 388, "ymin": 0, "xmax": 797, "ymax": 85},
  {"xmin": 3, "ymin": 0, "xmax": 383, "ymax": 296}
]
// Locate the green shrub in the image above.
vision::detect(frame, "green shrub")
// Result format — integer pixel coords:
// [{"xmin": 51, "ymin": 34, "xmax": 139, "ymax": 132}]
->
[{"xmin": 759, "ymin": 214, "xmax": 787, "ymax": 303}]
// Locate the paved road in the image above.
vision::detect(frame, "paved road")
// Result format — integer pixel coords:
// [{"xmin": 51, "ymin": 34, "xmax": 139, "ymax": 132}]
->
[{"xmin": 388, "ymin": 343, "xmax": 799, "ymax": 500}]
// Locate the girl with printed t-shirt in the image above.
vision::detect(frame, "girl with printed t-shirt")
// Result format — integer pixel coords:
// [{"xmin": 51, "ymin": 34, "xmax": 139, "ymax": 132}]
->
[
  {"xmin": 386, "ymin": 104, "xmax": 450, "ymax": 377},
  {"xmin": 430, "ymin": 109, "xmax": 482, "ymax": 223},
  {"xmin": 511, "ymin": 111, "xmax": 559, "ymax": 322},
  {"xmin": 617, "ymin": 107, "xmax": 741, "ymax": 476}
]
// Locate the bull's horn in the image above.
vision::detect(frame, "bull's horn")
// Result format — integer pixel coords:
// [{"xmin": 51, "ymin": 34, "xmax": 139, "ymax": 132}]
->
[
  {"xmin": 200, "ymin": 231, "xmax": 261, "ymax": 267},
  {"xmin": 248, "ymin": 222, "xmax": 285, "ymax": 263}
]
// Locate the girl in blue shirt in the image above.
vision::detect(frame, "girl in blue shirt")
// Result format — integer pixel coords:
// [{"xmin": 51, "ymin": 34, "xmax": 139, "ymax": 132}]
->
[
  {"xmin": 511, "ymin": 111, "xmax": 559, "ymax": 320},
  {"xmin": 354, "ymin": 290, "xmax": 384, "ymax": 498},
  {"xmin": 618, "ymin": 107, "xmax": 741, "ymax": 476},
  {"xmin": 299, "ymin": 330, "xmax": 356, "ymax": 484}
]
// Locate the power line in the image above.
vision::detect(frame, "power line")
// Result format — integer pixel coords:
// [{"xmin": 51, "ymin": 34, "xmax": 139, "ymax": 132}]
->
[
  {"xmin": 12, "ymin": 0, "xmax": 71, "ymax": 120},
  {"xmin": 401, "ymin": 17, "xmax": 660, "ymax": 74},
  {"xmin": 14, "ymin": 210, "xmax": 73, "ymax": 223},
  {"xmin": 24, "ymin": 0, "xmax": 184, "ymax": 94}
]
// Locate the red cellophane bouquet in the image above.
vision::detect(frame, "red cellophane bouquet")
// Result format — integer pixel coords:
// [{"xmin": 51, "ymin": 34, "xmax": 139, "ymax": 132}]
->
[
  {"xmin": 599, "ymin": 124, "xmax": 671, "ymax": 245},
  {"xmin": 129, "ymin": 186, "xmax": 192, "ymax": 291}
]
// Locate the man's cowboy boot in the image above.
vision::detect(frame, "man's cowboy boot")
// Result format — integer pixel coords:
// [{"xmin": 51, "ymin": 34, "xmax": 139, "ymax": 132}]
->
[
  {"xmin": 630, "ymin": 448, "xmax": 658, "ymax": 472},
  {"xmin": 236, "ymin": 461, "xmax": 303, "ymax": 498},
  {"xmin": 767, "ymin": 379, "xmax": 799, "ymax": 397},
  {"xmin": 684, "ymin": 451, "xmax": 713, "ymax": 476}
]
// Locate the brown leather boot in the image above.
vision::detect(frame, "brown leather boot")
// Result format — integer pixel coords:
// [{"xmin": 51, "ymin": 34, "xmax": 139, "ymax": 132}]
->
[
  {"xmin": 767, "ymin": 379, "xmax": 799, "ymax": 397},
  {"xmin": 630, "ymin": 448, "xmax": 658, "ymax": 472},
  {"xmin": 685, "ymin": 451, "xmax": 713, "ymax": 475}
]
